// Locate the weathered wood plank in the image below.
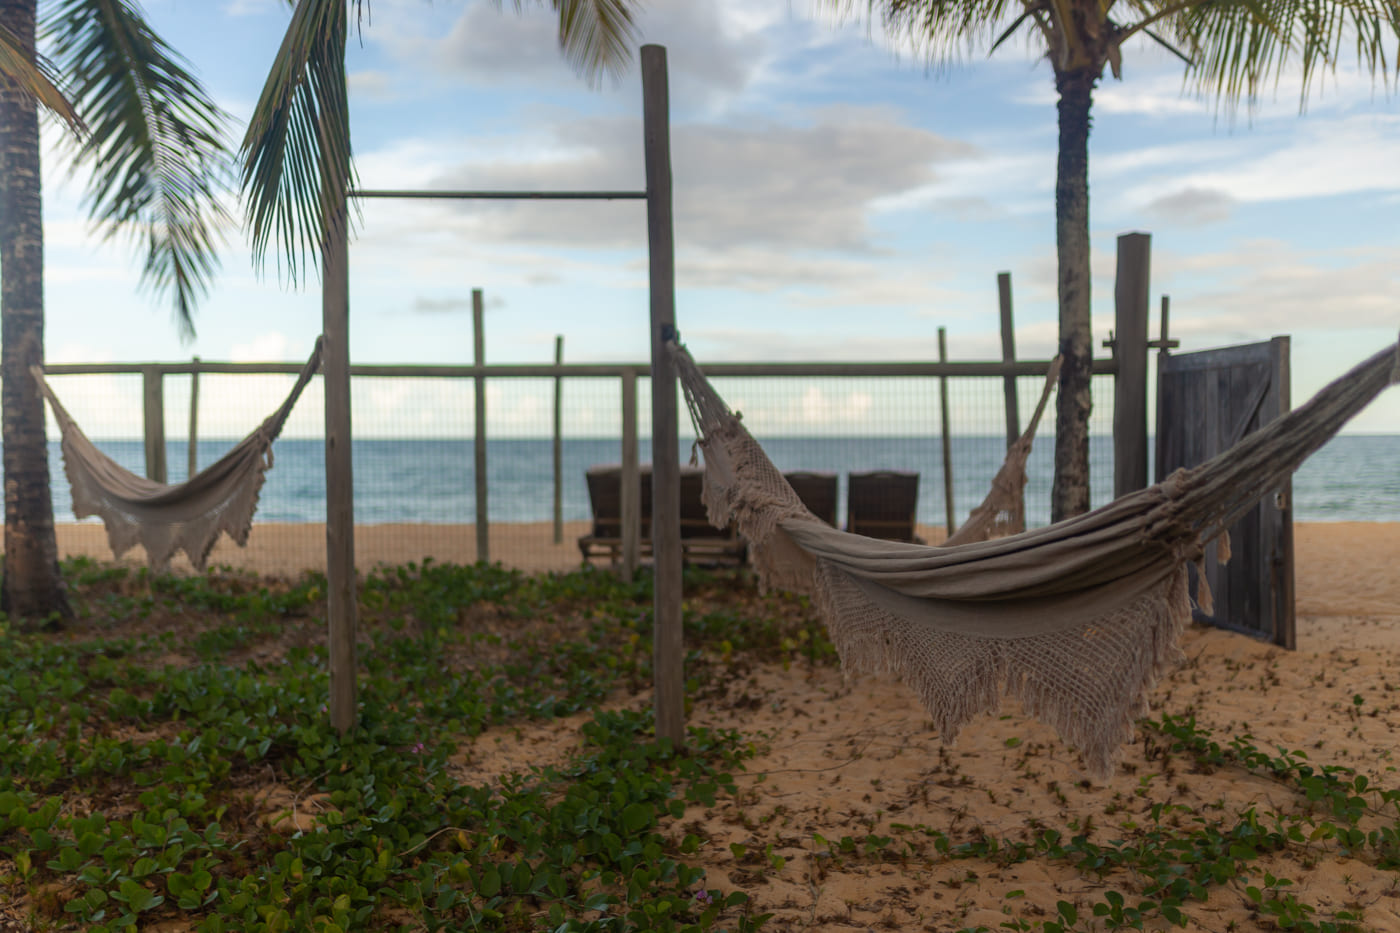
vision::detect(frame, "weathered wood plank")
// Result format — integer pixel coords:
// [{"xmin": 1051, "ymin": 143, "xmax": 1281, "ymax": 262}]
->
[
  {"xmin": 553, "ymin": 335, "xmax": 564, "ymax": 545},
  {"xmin": 621, "ymin": 371, "xmax": 640, "ymax": 581},
  {"xmin": 643, "ymin": 44, "xmax": 685, "ymax": 747},
  {"xmin": 187, "ymin": 358, "xmax": 200, "ymax": 481},
  {"xmin": 938, "ymin": 327, "xmax": 956, "ymax": 536},
  {"xmin": 1113, "ymin": 233, "xmax": 1150, "ymax": 498},
  {"xmin": 142, "ymin": 367, "xmax": 166, "ymax": 484},
  {"xmin": 1157, "ymin": 338, "xmax": 1293, "ymax": 646},
  {"xmin": 997, "ymin": 273, "xmax": 1019, "ymax": 451},
  {"xmin": 473, "ymin": 289, "xmax": 489, "ymax": 565},
  {"xmin": 323, "ymin": 191, "xmax": 357, "ymax": 735}
]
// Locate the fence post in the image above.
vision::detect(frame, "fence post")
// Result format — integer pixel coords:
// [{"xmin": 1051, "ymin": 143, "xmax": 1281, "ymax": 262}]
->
[
  {"xmin": 187, "ymin": 357, "xmax": 200, "ymax": 480},
  {"xmin": 1113, "ymin": 232, "xmax": 1151, "ymax": 499},
  {"xmin": 997, "ymin": 273, "xmax": 1020, "ymax": 450},
  {"xmin": 553, "ymin": 335, "xmax": 564, "ymax": 545},
  {"xmin": 642, "ymin": 44, "xmax": 684, "ymax": 748},
  {"xmin": 621, "ymin": 370, "xmax": 641, "ymax": 581},
  {"xmin": 142, "ymin": 366, "xmax": 167, "ymax": 483},
  {"xmin": 938, "ymin": 327, "xmax": 956, "ymax": 537},
  {"xmin": 323, "ymin": 181, "xmax": 357, "ymax": 736},
  {"xmin": 473, "ymin": 289, "xmax": 489, "ymax": 564}
]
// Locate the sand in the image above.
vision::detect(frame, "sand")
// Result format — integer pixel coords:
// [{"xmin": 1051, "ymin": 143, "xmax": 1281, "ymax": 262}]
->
[
  {"xmin": 46, "ymin": 520, "xmax": 600, "ymax": 576},
  {"xmin": 33, "ymin": 521, "xmax": 1400, "ymax": 929},
  {"xmin": 457, "ymin": 522, "xmax": 1400, "ymax": 931}
]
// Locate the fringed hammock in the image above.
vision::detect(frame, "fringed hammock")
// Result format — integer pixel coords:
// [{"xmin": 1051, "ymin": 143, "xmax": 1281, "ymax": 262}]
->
[
  {"xmin": 33, "ymin": 338, "xmax": 324, "ymax": 572},
  {"xmin": 672, "ymin": 338, "xmax": 1400, "ymax": 778}
]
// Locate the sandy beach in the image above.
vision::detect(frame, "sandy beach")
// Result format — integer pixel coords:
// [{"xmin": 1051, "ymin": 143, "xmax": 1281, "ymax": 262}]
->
[
  {"xmin": 26, "ymin": 520, "xmax": 1400, "ymax": 929},
  {"xmin": 451, "ymin": 521, "xmax": 1400, "ymax": 931}
]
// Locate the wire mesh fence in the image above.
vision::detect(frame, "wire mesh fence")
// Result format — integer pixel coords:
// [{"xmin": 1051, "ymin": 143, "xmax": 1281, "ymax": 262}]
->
[{"xmin": 36, "ymin": 359, "xmax": 1124, "ymax": 576}]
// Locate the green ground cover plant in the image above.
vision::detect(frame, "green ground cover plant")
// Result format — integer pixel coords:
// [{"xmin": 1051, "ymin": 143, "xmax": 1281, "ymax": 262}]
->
[
  {"xmin": 2, "ymin": 558, "xmax": 1400, "ymax": 931},
  {"xmin": 0, "ymin": 559, "xmax": 793, "ymax": 932}
]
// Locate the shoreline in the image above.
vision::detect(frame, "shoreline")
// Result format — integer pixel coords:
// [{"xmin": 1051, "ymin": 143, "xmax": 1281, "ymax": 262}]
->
[{"xmin": 24, "ymin": 522, "xmax": 1400, "ymax": 606}]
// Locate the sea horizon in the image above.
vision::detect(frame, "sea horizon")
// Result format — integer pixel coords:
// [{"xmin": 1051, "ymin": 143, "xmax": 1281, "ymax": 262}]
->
[{"xmin": 46, "ymin": 433, "xmax": 1400, "ymax": 527}]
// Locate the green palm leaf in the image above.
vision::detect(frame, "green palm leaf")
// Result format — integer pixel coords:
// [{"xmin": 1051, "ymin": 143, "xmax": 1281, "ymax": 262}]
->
[
  {"xmin": 243, "ymin": 0, "xmax": 639, "ymax": 283},
  {"xmin": 47, "ymin": 0, "xmax": 235, "ymax": 340},
  {"xmin": 241, "ymin": 0, "xmax": 355, "ymax": 287},
  {"xmin": 0, "ymin": 18, "xmax": 82, "ymax": 133},
  {"xmin": 521, "ymin": 0, "xmax": 639, "ymax": 84}
]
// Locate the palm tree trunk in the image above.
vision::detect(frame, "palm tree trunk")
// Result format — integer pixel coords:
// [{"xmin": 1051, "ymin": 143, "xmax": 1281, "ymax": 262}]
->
[
  {"xmin": 1051, "ymin": 66, "xmax": 1096, "ymax": 523},
  {"xmin": 0, "ymin": 0, "xmax": 72, "ymax": 623}
]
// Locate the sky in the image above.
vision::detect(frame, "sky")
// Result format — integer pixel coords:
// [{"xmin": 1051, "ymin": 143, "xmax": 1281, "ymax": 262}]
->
[{"xmin": 34, "ymin": 0, "xmax": 1400, "ymax": 440}]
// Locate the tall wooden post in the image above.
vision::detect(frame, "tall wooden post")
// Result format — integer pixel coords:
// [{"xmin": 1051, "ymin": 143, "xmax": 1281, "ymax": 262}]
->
[
  {"xmin": 620, "ymin": 370, "xmax": 641, "ymax": 581},
  {"xmin": 1269, "ymin": 335, "xmax": 1295, "ymax": 651},
  {"xmin": 997, "ymin": 273, "xmax": 1020, "ymax": 450},
  {"xmin": 642, "ymin": 44, "xmax": 683, "ymax": 747},
  {"xmin": 473, "ymin": 289, "xmax": 489, "ymax": 564},
  {"xmin": 938, "ymin": 327, "xmax": 956, "ymax": 537},
  {"xmin": 1113, "ymin": 232, "xmax": 1151, "ymax": 499},
  {"xmin": 187, "ymin": 357, "xmax": 200, "ymax": 480},
  {"xmin": 142, "ymin": 366, "xmax": 166, "ymax": 483},
  {"xmin": 324, "ymin": 182, "xmax": 357, "ymax": 735},
  {"xmin": 552, "ymin": 335, "xmax": 564, "ymax": 545}
]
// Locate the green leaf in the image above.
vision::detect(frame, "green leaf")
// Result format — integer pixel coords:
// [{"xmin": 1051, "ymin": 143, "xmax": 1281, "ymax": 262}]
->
[
  {"xmin": 479, "ymin": 865, "xmax": 501, "ymax": 898},
  {"xmin": 47, "ymin": 0, "xmax": 234, "ymax": 338},
  {"xmin": 620, "ymin": 802, "xmax": 654, "ymax": 833}
]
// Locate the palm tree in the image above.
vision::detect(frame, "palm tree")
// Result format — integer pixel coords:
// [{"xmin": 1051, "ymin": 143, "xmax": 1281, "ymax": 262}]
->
[
  {"xmin": 835, "ymin": 0, "xmax": 1395, "ymax": 521},
  {"xmin": 0, "ymin": 0, "xmax": 232, "ymax": 621},
  {"xmin": 241, "ymin": 0, "xmax": 640, "ymax": 285}
]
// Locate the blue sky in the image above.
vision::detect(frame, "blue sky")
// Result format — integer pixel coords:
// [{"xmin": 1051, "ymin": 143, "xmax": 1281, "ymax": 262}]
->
[{"xmin": 36, "ymin": 0, "xmax": 1400, "ymax": 439}]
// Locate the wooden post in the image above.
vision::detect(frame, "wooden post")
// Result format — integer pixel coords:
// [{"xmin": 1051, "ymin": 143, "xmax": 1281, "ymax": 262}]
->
[
  {"xmin": 552, "ymin": 335, "xmax": 564, "ymax": 545},
  {"xmin": 938, "ymin": 327, "xmax": 956, "ymax": 537},
  {"xmin": 187, "ymin": 357, "xmax": 200, "ymax": 480},
  {"xmin": 142, "ymin": 366, "xmax": 166, "ymax": 483},
  {"xmin": 1113, "ymin": 232, "xmax": 1151, "ymax": 499},
  {"xmin": 997, "ymin": 273, "xmax": 1020, "ymax": 451},
  {"xmin": 621, "ymin": 370, "xmax": 641, "ymax": 581},
  {"xmin": 1269, "ymin": 335, "xmax": 1295, "ymax": 651},
  {"xmin": 473, "ymin": 289, "xmax": 490, "ymax": 564},
  {"xmin": 642, "ymin": 44, "xmax": 684, "ymax": 747},
  {"xmin": 1158, "ymin": 296, "xmax": 1171, "ymax": 362},
  {"xmin": 323, "ymin": 179, "xmax": 357, "ymax": 735}
]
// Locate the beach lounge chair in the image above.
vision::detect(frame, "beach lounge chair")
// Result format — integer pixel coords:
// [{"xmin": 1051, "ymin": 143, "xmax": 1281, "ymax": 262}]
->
[
  {"xmin": 578, "ymin": 463, "xmax": 747, "ymax": 565},
  {"xmin": 783, "ymin": 471, "xmax": 839, "ymax": 526},
  {"xmin": 846, "ymin": 470, "xmax": 922, "ymax": 542}
]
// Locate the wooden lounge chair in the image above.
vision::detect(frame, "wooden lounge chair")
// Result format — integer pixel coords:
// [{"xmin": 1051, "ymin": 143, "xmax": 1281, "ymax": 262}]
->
[
  {"xmin": 846, "ymin": 470, "xmax": 922, "ymax": 542},
  {"xmin": 783, "ymin": 471, "xmax": 839, "ymax": 526},
  {"xmin": 578, "ymin": 463, "xmax": 747, "ymax": 565}
]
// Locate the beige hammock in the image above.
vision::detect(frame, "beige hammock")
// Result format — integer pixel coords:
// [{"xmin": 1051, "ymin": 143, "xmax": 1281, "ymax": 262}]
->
[
  {"xmin": 673, "ymin": 339, "xmax": 1400, "ymax": 778},
  {"xmin": 34, "ymin": 338, "xmax": 324, "ymax": 572}
]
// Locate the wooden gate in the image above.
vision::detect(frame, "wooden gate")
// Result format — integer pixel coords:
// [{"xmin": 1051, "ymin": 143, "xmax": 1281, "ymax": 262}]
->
[{"xmin": 1156, "ymin": 337, "xmax": 1296, "ymax": 648}]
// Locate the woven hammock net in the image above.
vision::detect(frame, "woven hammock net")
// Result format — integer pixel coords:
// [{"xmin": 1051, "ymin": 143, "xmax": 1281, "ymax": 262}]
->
[
  {"xmin": 673, "ymin": 339, "xmax": 1400, "ymax": 778},
  {"xmin": 34, "ymin": 338, "xmax": 323, "ymax": 572}
]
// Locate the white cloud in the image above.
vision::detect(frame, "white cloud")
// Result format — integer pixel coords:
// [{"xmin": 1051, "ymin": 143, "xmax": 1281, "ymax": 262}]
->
[
  {"xmin": 1143, "ymin": 187, "xmax": 1236, "ymax": 225},
  {"xmin": 231, "ymin": 332, "xmax": 291, "ymax": 362},
  {"xmin": 1158, "ymin": 240, "xmax": 1400, "ymax": 340},
  {"xmin": 408, "ymin": 107, "xmax": 976, "ymax": 252},
  {"xmin": 384, "ymin": 0, "xmax": 769, "ymax": 113},
  {"xmin": 347, "ymin": 69, "xmax": 396, "ymax": 100},
  {"xmin": 1124, "ymin": 116, "xmax": 1400, "ymax": 208}
]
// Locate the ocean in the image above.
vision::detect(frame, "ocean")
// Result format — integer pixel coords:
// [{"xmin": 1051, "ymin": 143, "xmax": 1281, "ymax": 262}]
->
[{"xmin": 47, "ymin": 434, "xmax": 1400, "ymax": 527}]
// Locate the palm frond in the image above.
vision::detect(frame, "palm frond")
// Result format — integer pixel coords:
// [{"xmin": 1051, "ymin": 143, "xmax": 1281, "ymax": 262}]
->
[
  {"xmin": 496, "ymin": 1, "xmax": 638, "ymax": 85},
  {"xmin": 0, "ymin": 19, "xmax": 83, "ymax": 134},
  {"xmin": 546, "ymin": 0, "xmax": 639, "ymax": 84},
  {"xmin": 241, "ymin": 0, "xmax": 356, "ymax": 287},
  {"xmin": 47, "ymin": 0, "xmax": 235, "ymax": 340},
  {"xmin": 840, "ymin": 0, "xmax": 1054, "ymax": 63},
  {"xmin": 1164, "ymin": 0, "xmax": 1396, "ymax": 112}
]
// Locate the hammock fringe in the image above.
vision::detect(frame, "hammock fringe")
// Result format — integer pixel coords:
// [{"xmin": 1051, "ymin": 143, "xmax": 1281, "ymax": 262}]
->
[{"xmin": 671, "ymin": 337, "xmax": 1400, "ymax": 780}]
